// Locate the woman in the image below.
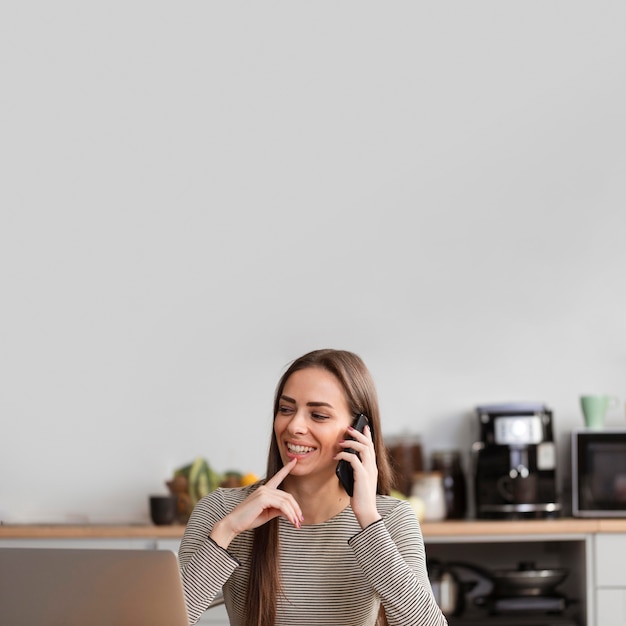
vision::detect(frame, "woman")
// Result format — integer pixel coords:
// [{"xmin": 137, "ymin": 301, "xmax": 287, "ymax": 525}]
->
[{"xmin": 178, "ymin": 349, "xmax": 447, "ymax": 626}]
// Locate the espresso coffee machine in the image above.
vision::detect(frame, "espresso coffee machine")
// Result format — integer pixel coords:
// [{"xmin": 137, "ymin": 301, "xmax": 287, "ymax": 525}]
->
[{"xmin": 472, "ymin": 403, "xmax": 561, "ymax": 519}]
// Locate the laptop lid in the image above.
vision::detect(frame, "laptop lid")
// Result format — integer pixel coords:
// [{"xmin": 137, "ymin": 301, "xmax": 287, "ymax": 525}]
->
[{"xmin": 0, "ymin": 547, "xmax": 190, "ymax": 626}]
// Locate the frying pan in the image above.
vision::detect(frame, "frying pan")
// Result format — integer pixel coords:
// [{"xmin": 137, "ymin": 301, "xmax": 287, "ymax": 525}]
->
[{"xmin": 490, "ymin": 561, "xmax": 568, "ymax": 597}]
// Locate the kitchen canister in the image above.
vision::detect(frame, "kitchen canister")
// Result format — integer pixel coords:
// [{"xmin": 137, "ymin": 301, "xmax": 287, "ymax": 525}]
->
[
  {"xmin": 386, "ymin": 434, "xmax": 424, "ymax": 497},
  {"xmin": 411, "ymin": 471, "xmax": 446, "ymax": 521}
]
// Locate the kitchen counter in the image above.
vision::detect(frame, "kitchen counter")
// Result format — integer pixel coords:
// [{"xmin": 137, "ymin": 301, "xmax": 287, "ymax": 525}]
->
[
  {"xmin": 4, "ymin": 518, "xmax": 625, "ymax": 625},
  {"xmin": 2, "ymin": 518, "xmax": 626, "ymax": 539}
]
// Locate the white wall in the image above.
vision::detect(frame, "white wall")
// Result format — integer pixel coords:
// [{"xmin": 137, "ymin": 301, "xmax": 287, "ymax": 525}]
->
[{"xmin": 2, "ymin": 2, "xmax": 625, "ymax": 523}]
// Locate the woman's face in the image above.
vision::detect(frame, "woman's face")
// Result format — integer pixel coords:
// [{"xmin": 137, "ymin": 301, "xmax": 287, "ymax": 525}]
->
[{"xmin": 274, "ymin": 367, "xmax": 353, "ymax": 480}]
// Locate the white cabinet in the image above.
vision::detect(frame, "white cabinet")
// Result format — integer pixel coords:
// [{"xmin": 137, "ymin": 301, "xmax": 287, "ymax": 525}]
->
[
  {"xmin": 196, "ymin": 602, "xmax": 229, "ymax": 625},
  {"xmin": 595, "ymin": 534, "xmax": 626, "ymax": 587},
  {"xmin": 594, "ymin": 534, "xmax": 626, "ymax": 626},
  {"xmin": 596, "ymin": 590, "xmax": 626, "ymax": 626}
]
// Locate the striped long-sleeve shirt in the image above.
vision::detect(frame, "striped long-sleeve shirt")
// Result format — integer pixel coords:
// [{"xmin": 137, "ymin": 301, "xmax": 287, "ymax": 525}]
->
[{"xmin": 178, "ymin": 486, "xmax": 448, "ymax": 626}]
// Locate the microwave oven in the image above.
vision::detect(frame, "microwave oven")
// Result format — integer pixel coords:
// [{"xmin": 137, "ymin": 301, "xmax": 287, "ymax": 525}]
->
[{"xmin": 572, "ymin": 429, "xmax": 626, "ymax": 517}]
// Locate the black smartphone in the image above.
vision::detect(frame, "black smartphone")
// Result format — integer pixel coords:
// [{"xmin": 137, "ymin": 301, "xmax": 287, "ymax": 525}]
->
[{"xmin": 336, "ymin": 413, "xmax": 370, "ymax": 496}]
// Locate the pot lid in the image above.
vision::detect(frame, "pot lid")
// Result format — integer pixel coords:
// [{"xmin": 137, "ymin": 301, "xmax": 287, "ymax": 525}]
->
[{"xmin": 493, "ymin": 561, "xmax": 567, "ymax": 580}]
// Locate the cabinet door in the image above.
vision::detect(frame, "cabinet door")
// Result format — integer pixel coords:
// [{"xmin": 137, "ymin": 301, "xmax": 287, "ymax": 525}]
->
[
  {"xmin": 596, "ymin": 534, "xmax": 626, "ymax": 587},
  {"xmin": 155, "ymin": 538, "xmax": 182, "ymax": 553},
  {"xmin": 597, "ymin": 589, "xmax": 626, "ymax": 626}
]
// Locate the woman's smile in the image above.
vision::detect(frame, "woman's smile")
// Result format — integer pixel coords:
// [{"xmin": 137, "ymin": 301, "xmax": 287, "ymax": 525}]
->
[{"xmin": 286, "ymin": 442, "xmax": 316, "ymax": 457}]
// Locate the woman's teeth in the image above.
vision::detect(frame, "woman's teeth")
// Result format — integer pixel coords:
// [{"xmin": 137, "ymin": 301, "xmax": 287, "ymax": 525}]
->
[{"xmin": 287, "ymin": 443, "xmax": 314, "ymax": 454}]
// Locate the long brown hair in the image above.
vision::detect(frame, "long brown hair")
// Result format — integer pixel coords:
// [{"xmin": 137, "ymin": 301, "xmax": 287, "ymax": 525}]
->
[{"xmin": 244, "ymin": 349, "xmax": 393, "ymax": 626}]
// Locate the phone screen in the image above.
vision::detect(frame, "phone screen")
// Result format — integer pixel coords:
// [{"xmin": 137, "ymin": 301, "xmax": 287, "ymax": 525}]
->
[{"xmin": 336, "ymin": 413, "xmax": 369, "ymax": 496}]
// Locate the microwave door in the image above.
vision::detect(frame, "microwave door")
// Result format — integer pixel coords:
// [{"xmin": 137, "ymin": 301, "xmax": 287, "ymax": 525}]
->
[{"xmin": 574, "ymin": 431, "xmax": 626, "ymax": 517}]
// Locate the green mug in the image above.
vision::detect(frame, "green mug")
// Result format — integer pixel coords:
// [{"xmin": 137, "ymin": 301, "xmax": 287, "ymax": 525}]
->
[{"xmin": 580, "ymin": 395, "xmax": 619, "ymax": 429}]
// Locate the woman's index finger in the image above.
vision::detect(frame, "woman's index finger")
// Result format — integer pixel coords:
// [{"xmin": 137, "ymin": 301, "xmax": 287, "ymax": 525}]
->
[{"xmin": 265, "ymin": 458, "xmax": 297, "ymax": 489}]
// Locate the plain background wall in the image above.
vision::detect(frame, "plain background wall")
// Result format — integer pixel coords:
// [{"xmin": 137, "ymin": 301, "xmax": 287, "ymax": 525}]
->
[{"xmin": 2, "ymin": 2, "xmax": 625, "ymax": 523}]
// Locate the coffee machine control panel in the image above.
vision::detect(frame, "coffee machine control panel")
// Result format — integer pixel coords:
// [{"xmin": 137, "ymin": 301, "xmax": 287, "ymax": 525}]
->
[{"xmin": 493, "ymin": 415, "xmax": 544, "ymax": 446}]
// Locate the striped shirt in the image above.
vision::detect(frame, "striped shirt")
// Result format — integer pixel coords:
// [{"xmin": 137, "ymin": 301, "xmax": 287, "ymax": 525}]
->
[{"xmin": 179, "ymin": 486, "xmax": 448, "ymax": 626}]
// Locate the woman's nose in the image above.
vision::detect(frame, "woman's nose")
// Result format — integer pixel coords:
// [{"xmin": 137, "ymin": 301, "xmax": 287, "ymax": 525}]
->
[{"xmin": 286, "ymin": 411, "xmax": 308, "ymax": 434}]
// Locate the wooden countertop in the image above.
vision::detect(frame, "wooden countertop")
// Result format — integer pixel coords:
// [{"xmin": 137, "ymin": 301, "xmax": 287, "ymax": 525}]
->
[
  {"xmin": 0, "ymin": 524, "xmax": 187, "ymax": 539},
  {"xmin": 2, "ymin": 518, "xmax": 626, "ymax": 539},
  {"xmin": 421, "ymin": 517, "xmax": 626, "ymax": 536}
]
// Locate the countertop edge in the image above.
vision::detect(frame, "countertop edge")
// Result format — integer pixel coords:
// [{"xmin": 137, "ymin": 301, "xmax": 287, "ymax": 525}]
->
[
  {"xmin": 2, "ymin": 518, "xmax": 625, "ymax": 539},
  {"xmin": 0, "ymin": 524, "xmax": 187, "ymax": 538}
]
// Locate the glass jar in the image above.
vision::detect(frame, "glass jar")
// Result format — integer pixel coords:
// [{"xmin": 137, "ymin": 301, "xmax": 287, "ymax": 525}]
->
[
  {"xmin": 431, "ymin": 449, "xmax": 467, "ymax": 519},
  {"xmin": 411, "ymin": 471, "xmax": 446, "ymax": 522}
]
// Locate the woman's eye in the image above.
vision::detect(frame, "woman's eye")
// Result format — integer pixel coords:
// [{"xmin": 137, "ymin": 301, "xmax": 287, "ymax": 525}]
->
[
  {"xmin": 311, "ymin": 413, "xmax": 329, "ymax": 421},
  {"xmin": 278, "ymin": 406, "xmax": 294, "ymax": 415}
]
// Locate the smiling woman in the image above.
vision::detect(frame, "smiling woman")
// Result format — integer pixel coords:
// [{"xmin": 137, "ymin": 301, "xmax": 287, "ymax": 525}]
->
[
  {"xmin": 177, "ymin": 349, "xmax": 448, "ymax": 626},
  {"xmin": 275, "ymin": 368, "xmax": 353, "ymax": 482},
  {"xmin": 275, "ymin": 368, "xmax": 367, "ymax": 508}
]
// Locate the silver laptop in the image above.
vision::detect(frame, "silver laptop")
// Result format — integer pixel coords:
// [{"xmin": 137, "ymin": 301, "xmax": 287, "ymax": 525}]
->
[{"xmin": 0, "ymin": 547, "xmax": 190, "ymax": 626}]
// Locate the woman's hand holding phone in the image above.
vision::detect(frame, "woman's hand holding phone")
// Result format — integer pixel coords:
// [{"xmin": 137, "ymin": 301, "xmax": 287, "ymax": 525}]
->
[
  {"xmin": 210, "ymin": 458, "xmax": 303, "ymax": 549},
  {"xmin": 335, "ymin": 416, "xmax": 381, "ymax": 528},
  {"xmin": 335, "ymin": 414, "xmax": 369, "ymax": 496}
]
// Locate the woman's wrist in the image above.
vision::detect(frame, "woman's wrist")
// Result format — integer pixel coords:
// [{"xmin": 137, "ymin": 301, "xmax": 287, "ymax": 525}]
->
[
  {"xmin": 356, "ymin": 510, "xmax": 382, "ymax": 529},
  {"xmin": 210, "ymin": 519, "xmax": 237, "ymax": 549}
]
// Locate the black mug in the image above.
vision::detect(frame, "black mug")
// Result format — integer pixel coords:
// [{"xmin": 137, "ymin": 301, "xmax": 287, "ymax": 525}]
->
[{"xmin": 149, "ymin": 495, "xmax": 178, "ymax": 525}]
